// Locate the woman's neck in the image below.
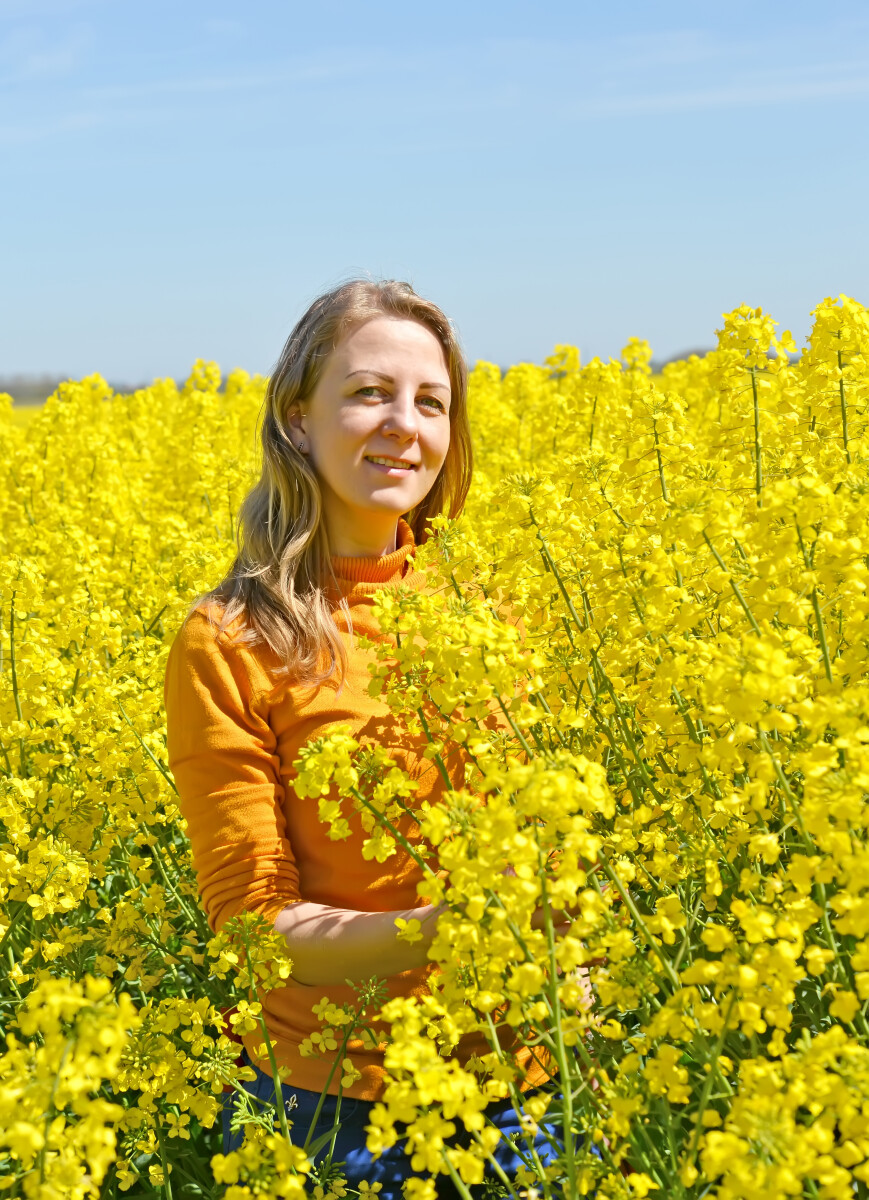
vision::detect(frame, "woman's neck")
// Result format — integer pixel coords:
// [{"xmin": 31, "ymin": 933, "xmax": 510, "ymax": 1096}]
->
[
  {"xmin": 328, "ymin": 525, "xmax": 400, "ymax": 561},
  {"xmin": 325, "ymin": 509, "xmax": 400, "ymax": 559}
]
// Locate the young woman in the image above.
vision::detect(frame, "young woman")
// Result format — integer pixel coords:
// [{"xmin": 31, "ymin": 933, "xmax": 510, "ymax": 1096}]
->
[{"xmin": 164, "ymin": 280, "xmax": 565, "ymax": 1197}]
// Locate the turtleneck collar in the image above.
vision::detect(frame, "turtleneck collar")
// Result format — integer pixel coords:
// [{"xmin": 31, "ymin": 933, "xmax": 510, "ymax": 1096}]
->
[{"xmin": 329, "ymin": 518, "xmax": 416, "ymax": 591}]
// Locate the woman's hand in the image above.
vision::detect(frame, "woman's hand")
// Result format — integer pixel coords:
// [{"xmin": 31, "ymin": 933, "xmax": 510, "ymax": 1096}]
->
[
  {"xmin": 529, "ymin": 900, "xmax": 583, "ymax": 936},
  {"xmin": 273, "ymin": 900, "xmax": 445, "ymax": 988},
  {"xmin": 506, "ymin": 868, "xmax": 596, "ymax": 1020},
  {"xmin": 500, "ymin": 863, "xmax": 582, "ymax": 937}
]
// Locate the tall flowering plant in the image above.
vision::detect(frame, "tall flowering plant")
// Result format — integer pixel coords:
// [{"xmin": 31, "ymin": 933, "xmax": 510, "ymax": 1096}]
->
[{"xmin": 294, "ymin": 296, "xmax": 869, "ymax": 1197}]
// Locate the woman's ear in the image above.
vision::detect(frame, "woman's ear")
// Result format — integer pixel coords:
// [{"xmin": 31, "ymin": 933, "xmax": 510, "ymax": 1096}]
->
[{"xmin": 286, "ymin": 404, "xmax": 307, "ymax": 440}]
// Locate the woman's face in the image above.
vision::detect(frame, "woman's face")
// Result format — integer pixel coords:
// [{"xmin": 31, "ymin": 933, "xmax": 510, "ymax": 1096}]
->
[{"xmin": 291, "ymin": 315, "xmax": 452, "ymax": 556}]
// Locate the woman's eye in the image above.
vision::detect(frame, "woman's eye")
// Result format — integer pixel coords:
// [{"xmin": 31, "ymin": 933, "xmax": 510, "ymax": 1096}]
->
[
  {"xmin": 419, "ymin": 396, "xmax": 445, "ymax": 411},
  {"xmin": 356, "ymin": 386, "xmax": 384, "ymax": 397}
]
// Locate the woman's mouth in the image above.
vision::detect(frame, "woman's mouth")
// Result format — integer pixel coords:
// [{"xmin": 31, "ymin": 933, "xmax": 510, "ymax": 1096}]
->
[{"xmin": 364, "ymin": 456, "xmax": 418, "ymax": 473}]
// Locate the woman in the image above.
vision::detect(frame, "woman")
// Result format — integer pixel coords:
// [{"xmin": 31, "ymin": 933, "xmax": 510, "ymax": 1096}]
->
[{"xmin": 164, "ymin": 280, "xmax": 564, "ymax": 1196}]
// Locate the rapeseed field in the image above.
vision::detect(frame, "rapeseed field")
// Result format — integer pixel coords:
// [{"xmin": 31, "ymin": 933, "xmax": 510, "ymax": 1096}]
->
[{"xmin": 2, "ymin": 297, "xmax": 869, "ymax": 1198}]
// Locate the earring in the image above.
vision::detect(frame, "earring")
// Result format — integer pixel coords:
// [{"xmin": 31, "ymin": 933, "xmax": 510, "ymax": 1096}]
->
[{"xmin": 298, "ymin": 441, "xmax": 305, "ymax": 453}]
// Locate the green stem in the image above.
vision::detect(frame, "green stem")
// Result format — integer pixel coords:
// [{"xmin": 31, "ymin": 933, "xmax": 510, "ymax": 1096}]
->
[
  {"xmin": 448, "ymin": 570, "xmax": 465, "ymax": 600},
  {"xmin": 750, "ymin": 365, "xmax": 763, "ymax": 505},
  {"xmin": 589, "ymin": 648, "xmax": 664, "ymax": 801},
  {"xmin": 810, "ymin": 587, "xmax": 834, "ymax": 684},
  {"xmin": 653, "ymin": 420, "xmax": 670, "ymax": 504},
  {"xmin": 671, "ymin": 543, "xmax": 683, "ymax": 588},
  {"xmin": 496, "ymin": 695, "xmax": 536, "ymax": 759},
  {"xmin": 135, "ymin": 931, "xmax": 211, "ymax": 987},
  {"xmin": 703, "ymin": 531, "xmax": 762, "ymax": 635},
  {"xmin": 117, "ymin": 703, "xmax": 179, "ymax": 795},
  {"xmin": 416, "ymin": 705, "xmax": 457, "ymax": 791},
  {"xmin": 795, "ymin": 520, "xmax": 835, "ymax": 683},
  {"xmin": 440, "ymin": 1152, "xmax": 476, "ymax": 1200},
  {"xmin": 237, "ymin": 924, "xmax": 294, "ymax": 1146},
  {"xmin": 595, "ymin": 852, "xmax": 681, "ymax": 990},
  {"xmin": 755, "ymin": 730, "xmax": 814, "ymax": 850},
  {"xmin": 143, "ymin": 604, "xmax": 168, "ymax": 637},
  {"xmin": 483, "ymin": 894, "xmax": 565, "ymax": 1049},
  {"xmin": 302, "ymin": 1016, "xmax": 359, "ymax": 1155},
  {"xmin": 628, "ymin": 1117, "xmax": 673, "ymax": 1188},
  {"xmin": 129, "ymin": 800, "xmax": 207, "ymax": 937},
  {"xmin": 599, "ymin": 484, "xmax": 628, "ymax": 527},
  {"xmin": 665, "ymin": 1117, "xmax": 687, "ymax": 1197},
  {"xmin": 154, "ymin": 1124, "xmax": 174, "ymax": 1200},
  {"xmin": 530, "ymin": 691, "xmax": 571, "ymax": 750},
  {"xmin": 470, "ymin": 1129, "xmax": 526, "ymax": 1200},
  {"xmin": 528, "ymin": 514, "xmax": 589, "ymax": 636},
  {"xmin": 536, "ymin": 838, "xmax": 577, "ymax": 1198},
  {"xmin": 0, "ymin": 862, "xmax": 65, "ymax": 958},
  {"xmin": 9, "ymin": 594, "xmax": 23, "ymax": 722},
  {"xmin": 837, "ymin": 346, "xmax": 851, "ymax": 464},
  {"xmin": 479, "ymin": 1009, "xmax": 560, "ymax": 1183},
  {"xmin": 753, "ymin": 730, "xmax": 865, "ymax": 1035},
  {"xmin": 685, "ymin": 994, "xmax": 736, "ymax": 1167},
  {"xmin": 349, "ymin": 788, "xmax": 439, "ymax": 883},
  {"xmin": 38, "ymin": 1041, "xmax": 71, "ymax": 1188}
]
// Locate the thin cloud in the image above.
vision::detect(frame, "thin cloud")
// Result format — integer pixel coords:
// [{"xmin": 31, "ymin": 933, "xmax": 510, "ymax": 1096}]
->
[
  {"xmin": 0, "ymin": 0, "xmax": 101, "ymax": 15},
  {"xmin": 0, "ymin": 108, "xmax": 100, "ymax": 145},
  {"xmin": 64, "ymin": 46, "xmax": 384, "ymax": 103},
  {"xmin": 3, "ymin": 22, "xmax": 869, "ymax": 148},
  {"xmin": 482, "ymin": 27, "xmax": 869, "ymax": 118},
  {"xmin": 0, "ymin": 24, "xmax": 90, "ymax": 82},
  {"xmin": 570, "ymin": 70, "xmax": 869, "ymax": 118},
  {"xmin": 486, "ymin": 28, "xmax": 722, "ymax": 73}
]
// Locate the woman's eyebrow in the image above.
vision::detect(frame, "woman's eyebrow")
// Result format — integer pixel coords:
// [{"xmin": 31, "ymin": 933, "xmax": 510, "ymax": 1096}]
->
[{"xmin": 345, "ymin": 369, "xmax": 450, "ymax": 392}]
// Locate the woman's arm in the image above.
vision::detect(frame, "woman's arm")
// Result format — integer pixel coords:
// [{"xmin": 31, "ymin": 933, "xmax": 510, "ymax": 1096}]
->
[
  {"xmin": 273, "ymin": 901, "xmax": 445, "ymax": 986},
  {"xmin": 164, "ymin": 610, "xmax": 302, "ymax": 932},
  {"xmin": 166, "ymin": 610, "xmax": 447, "ymax": 987}
]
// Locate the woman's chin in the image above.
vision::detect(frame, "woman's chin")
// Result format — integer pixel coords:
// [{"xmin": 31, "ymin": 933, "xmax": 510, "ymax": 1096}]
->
[{"xmin": 355, "ymin": 488, "xmax": 424, "ymax": 513}]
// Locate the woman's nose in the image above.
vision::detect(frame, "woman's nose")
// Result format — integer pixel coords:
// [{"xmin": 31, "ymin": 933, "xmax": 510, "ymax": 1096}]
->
[{"xmin": 382, "ymin": 392, "xmax": 419, "ymax": 437}]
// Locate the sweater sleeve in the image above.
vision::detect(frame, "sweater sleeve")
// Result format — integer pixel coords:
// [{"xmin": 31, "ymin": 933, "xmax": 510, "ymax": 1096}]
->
[{"xmin": 163, "ymin": 608, "xmax": 301, "ymax": 933}]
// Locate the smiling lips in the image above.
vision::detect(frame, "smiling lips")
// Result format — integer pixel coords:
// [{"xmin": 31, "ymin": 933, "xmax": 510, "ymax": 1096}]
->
[{"xmin": 365, "ymin": 455, "xmax": 418, "ymax": 470}]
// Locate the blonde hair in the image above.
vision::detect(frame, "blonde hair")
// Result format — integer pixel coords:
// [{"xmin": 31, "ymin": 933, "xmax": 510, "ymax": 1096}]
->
[{"xmin": 198, "ymin": 278, "xmax": 472, "ymax": 685}]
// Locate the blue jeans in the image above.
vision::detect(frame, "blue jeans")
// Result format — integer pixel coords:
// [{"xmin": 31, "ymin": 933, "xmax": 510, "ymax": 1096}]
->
[{"xmin": 222, "ymin": 1047, "xmax": 580, "ymax": 1198}]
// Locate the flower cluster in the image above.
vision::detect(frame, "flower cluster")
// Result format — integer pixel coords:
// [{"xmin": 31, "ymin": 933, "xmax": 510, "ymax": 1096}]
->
[{"xmin": 0, "ymin": 976, "xmax": 137, "ymax": 1197}]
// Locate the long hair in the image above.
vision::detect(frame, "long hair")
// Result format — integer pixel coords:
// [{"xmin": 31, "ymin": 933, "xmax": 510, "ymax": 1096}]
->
[{"xmin": 197, "ymin": 278, "xmax": 472, "ymax": 686}]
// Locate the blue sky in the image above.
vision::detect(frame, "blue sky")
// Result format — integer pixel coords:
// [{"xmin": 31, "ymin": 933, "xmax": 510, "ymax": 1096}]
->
[{"xmin": 3, "ymin": 0, "xmax": 869, "ymax": 381}]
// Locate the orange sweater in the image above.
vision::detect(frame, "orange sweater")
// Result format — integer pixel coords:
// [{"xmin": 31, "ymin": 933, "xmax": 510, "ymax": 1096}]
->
[{"xmin": 164, "ymin": 518, "xmax": 546, "ymax": 1099}]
